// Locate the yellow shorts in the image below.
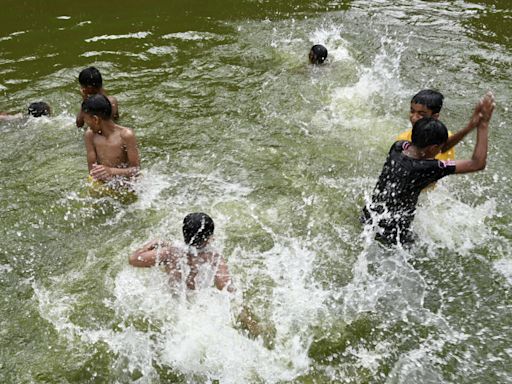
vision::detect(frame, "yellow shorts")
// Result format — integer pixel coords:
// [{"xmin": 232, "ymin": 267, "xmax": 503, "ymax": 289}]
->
[{"xmin": 87, "ymin": 175, "xmax": 137, "ymax": 203}]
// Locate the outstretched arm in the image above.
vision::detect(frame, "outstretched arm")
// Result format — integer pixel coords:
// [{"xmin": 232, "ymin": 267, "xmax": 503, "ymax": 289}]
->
[
  {"xmin": 453, "ymin": 92, "xmax": 495, "ymax": 174},
  {"xmin": 129, "ymin": 240, "xmax": 172, "ymax": 267}
]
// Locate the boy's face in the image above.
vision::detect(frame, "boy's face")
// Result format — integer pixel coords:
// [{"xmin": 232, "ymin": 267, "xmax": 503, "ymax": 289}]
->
[
  {"xmin": 83, "ymin": 113, "xmax": 101, "ymax": 132},
  {"xmin": 309, "ymin": 50, "xmax": 316, "ymax": 64},
  {"xmin": 410, "ymin": 103, "xmax": 439, "ymax": 125}
]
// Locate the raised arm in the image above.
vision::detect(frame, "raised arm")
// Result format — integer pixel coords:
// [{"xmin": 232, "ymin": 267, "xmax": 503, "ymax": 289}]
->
[
  {"xmin": 453, "ymin": 92, "xmax": 495, "ymax": 174},
  {"xmin": 441, "ymin": 98, "xmax": 483, "ymax": 153}
]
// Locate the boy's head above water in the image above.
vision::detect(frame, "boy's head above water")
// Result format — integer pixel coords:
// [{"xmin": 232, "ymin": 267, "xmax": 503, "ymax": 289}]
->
[
  {"xmin": 27, "ymin": 102, "xmax": 51, "ymax": 117},
  {"xmin": 309, "ymin": 44, "xmax": 328, "ymax": 65},
  {"xmin": 81, "ymin": 94, "xmax": 112, "ymax": 130},
  {"xmin": 410, "ymin": 89, "xmax": 444, "ymax": 125},
  {"xmin": 411, "ymin": 117, "xmax": 448, "ymax": 157},
  {"xmin": 183, "ymin": 212, "xmax": 214, "ymax": 249},
  {"xmin": 79, "ymin": 66, "xmax": 103, "ymax": 95}
]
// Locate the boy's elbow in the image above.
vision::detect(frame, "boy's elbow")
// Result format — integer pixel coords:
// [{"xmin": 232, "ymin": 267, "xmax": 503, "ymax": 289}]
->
[{"xmin": 128, "ymin": 252, "xmax": 141, "ymax": 266}]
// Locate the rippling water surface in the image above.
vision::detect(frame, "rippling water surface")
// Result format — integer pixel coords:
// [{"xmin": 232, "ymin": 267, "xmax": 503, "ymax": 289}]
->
[{"xmin": 1, "ymin": 0, "xmax": 511, "ymax": 383}]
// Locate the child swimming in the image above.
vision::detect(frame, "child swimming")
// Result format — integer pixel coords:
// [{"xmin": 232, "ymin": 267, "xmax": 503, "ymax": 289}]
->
[{"xmin": 129, "ymin": 212, "xmax": 233, "ymax": 292}]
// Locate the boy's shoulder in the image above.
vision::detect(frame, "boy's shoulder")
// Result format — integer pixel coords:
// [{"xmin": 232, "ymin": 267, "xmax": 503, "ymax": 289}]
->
[
  {"xmin": 84, "ymin": 127, "xmax": 95, "ymax": 139},
  {"xmin": 396, "ymin": 129, "xmax": 412, "ymax": 142},
  {"xmin": 115, "ymin": 124, "xmax": 136, "ymax": 139}
]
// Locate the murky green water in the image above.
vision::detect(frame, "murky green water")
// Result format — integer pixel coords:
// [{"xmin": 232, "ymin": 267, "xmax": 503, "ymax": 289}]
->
[{"xmin": 1, "ymin": 0, "xmax": 511, "ymax": 383}]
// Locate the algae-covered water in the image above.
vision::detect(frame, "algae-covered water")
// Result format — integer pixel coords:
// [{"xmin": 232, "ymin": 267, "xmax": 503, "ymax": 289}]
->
[{"xmin": 1, "ymin": 0, "xmax": 511, "ymax": 383}]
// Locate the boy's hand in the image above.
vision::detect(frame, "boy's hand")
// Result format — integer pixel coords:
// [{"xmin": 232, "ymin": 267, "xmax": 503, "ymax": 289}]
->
[
  {"xmin": 90, "ymin": 164, "xmax": 113, "ymax": 181},
  {"xmin": 469, "ymin": 100, "xmax": 483, "ymax": 128},
  {"xmin": 479, "ymin": 92, "xmax": 495, "ymax": 123}
]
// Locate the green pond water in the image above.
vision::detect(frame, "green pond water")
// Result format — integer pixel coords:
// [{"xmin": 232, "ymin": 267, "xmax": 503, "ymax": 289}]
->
[{"xmin": 1, "ymin": 0, "xmax": 511, "ymax": 383}]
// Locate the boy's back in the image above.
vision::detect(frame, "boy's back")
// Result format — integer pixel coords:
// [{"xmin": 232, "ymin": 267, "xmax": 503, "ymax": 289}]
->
[{"xmin": 362, "ymin": 140, "xmax": 455, "ymax": 243}]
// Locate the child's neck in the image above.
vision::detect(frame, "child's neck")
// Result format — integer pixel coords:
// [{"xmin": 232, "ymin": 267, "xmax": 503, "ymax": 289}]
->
[
  {"xmin": 97, "ymin": 120, "xmax": 117, "ymax": 137},
  {"xmin": 404, "ymin": 144, "xmax": 433, "ymax": 160}
]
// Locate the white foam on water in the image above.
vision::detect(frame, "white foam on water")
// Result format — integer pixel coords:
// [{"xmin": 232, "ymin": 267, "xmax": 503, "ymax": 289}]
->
[
  {"xmin": 414, "ymin": 182, "xmax": 497, "ymax": 253},
  {"xmin": 161, "ymin": 31, "xmax": 221, "ymax": 41},
  {"xmin": 329, "ymin": 34, "xmax": 406, "ymax": 117},
  {"xmin": 494, "ymin": 259, "xmax": 512, "ymax": 286},
  {"xmin": 85, "ymin": 31, "xmax": 152, "ymax": 43},
  {"xmin": 33, "ymin": 282, "xmax": 81, "ymax": 337},
  {"xmin": 146, "ymin": 46, "xmax": 178, "ymax": 56},
  {"xmin": 80, "ymin": 50, "xmax": 150, "ymax": 60},
  {"xmin": 0, "ymin": 30, "xmax": 28, "ymax": 42},
  {"xmin": 309, "ymin": 24, "xmax": 352, "ymax": 62},
  {"xmin": 57, "ymin": 16, "xmax": 71, "ymax": 20},
  {"xmin": 0, "ymin": 263, "xmax": 13, "ymax": 273}
]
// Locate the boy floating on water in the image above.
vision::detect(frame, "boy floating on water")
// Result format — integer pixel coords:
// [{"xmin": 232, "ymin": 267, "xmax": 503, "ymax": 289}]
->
[
  {"xmin": 129, "ymin": 212, "xmax": 234, "ymax": 292},
  {"xmin": 309, "ymin": 44, "xmax": 328, "ymax": 65},
  {"xmin": 0, "ymin": 101, "xmax": 51, "ymax": 121},
  {"xmin": 362, "ymin": 92, "xmax": 495, "ymax": 245},
  {"xmin": 82, "ymin": 94, "xmax": 139, "ymax": 184},
  {"xmin": 76, "ymin": 66, "xmax": 119, "ymax": 128}
]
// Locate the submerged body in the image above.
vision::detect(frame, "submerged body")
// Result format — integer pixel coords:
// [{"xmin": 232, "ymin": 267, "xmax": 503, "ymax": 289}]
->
[{"xmin": 129, "ymin": 241, "xmax": 232, "ymax": 291}]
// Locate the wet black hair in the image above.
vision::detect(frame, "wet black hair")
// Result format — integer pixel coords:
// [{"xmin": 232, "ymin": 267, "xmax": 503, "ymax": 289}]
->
[
  {"xmin": 78, "ymin": 66, "xmax": 103, "ymax": 89},
  {"xmin": 183, "ymin": 212, "xmax": 214, "ymax": 248},
  {"xmin": 27, "ymin": 102, "xmax": 50, "ymax": 117},
  {"xmin": 411, "ymin": 89, "xmax": 444, "ymax": 114},
  {"xmin": 81, "ymin": 94, "xmax": 112, "ymax": 120},
  {"xmin": 310, "ymin": 44, "xmax": 328, "ymax": 64},
  {"xmin": 411, "ymin": 117, "xmax": 448, "ymax": 148}
]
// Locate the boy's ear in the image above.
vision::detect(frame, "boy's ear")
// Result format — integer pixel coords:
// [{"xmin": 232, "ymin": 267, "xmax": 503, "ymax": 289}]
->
[
  {"xmin": 93, "ymin": 115, "xmax": 100, "ymax": 125},
  {"xmin": 432, "ymin": 112, "xmax": 440, "ymax": 120}
]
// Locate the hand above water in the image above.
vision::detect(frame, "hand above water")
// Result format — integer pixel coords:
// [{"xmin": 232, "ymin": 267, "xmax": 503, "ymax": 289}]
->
[{"xmin": 90, "ymin": 163, "xmax": 113, "ymax": 181}]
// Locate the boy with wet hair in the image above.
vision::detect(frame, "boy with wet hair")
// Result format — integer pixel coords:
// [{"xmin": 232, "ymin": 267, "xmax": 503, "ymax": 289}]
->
[
  {"xmin": 0, "ymin": 101, "xmax": 51, "ymax": 121},
  {"xmin": 82, "ymin": 94, "xmax": 139, "ymax": 182},
  {"xmin": 397, "ymin": 89, "xmax": 484, "ymax": 161},
  {"xmin": 363, "ymin": 92, "xmax": 495, "ymax": 245},
  {"xmin": 76, "ymin": 66, "xmax": 119, "ymax": 128},
  {"xmin": 129, "ymin": 212, "xmax": 233, "ymax": 291},
  {"xmin": 309, "ymin": 44, "xmax": 328, "ymax": 65},
  {"xmin": 27, "ymin": 101, "xmax": 51, "ymax": 117}
]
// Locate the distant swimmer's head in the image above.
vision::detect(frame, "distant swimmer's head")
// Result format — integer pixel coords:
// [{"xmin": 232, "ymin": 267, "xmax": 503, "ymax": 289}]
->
[
  {"xmin": 79, "ymin": 66, "xmax": 103, "ymax": 96},
  {"xmin": 81, "ymin": 94, "xmax": 112, "ymax": 130},
  {"xmin": 183, "ymin": 212, "xmax": 215, "ymax": 249},
  {"xmin": 309, "ymin": 44, "xmax": 328, "ymax": 65},
  {"xmin": 27, "ymin": 102, "xmax": 51, "ymax": 117},
  {"xmin": 412, "ymin": 117, "xmax": 448, "ymax": 156},
  {"xmin": 410, "ymin": 89, "xmax": 444, "ymax": 125}
]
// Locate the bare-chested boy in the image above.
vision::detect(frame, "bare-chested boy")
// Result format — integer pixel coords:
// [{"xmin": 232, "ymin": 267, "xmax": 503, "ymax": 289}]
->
[
  {"xmin": 76, "ymin": 66, "xmax": 119, "ymax": 128},
  {"xmin": 82, "ymin": 94, "xmax": 139, "ymax": 182},
  {"xmin": 129, "ymin": 212, "xmax": 233, "ymax": 292}
]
